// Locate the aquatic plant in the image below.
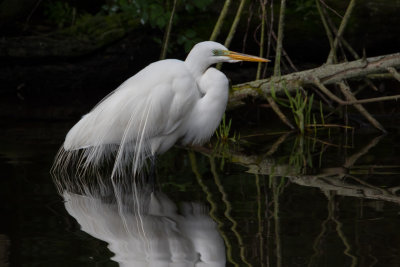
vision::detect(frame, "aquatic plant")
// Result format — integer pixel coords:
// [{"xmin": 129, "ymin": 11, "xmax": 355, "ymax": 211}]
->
[{"xmin": 215, "ymin": 113, "xmax": 240, "ymax": 144}]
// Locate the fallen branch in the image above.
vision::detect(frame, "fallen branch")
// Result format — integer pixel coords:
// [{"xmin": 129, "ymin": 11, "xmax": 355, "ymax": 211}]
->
[{"xmin": 229, "ymin": 52, "xmax": 400, "ymax": 109}]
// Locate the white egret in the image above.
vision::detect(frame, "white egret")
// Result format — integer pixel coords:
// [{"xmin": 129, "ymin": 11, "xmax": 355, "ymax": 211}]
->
[{"xmin": 54, "ymin": 41, "xmax": 269, "ymax": 175}]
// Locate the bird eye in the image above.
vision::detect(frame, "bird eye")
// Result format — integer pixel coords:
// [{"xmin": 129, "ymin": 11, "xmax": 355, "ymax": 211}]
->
[{"xmin": 212, "ymin": 49, "xmax": 223, "ymax": 56}]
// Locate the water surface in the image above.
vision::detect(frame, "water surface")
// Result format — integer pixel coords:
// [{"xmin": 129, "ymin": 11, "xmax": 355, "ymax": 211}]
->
[{"xmin": 1, "ymin": 119, "xmax": 400, "ymax": 266}]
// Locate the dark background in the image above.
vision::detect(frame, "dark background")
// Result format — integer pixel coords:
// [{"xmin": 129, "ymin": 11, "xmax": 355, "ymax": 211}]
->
[{"xmin": 1, "ymin": 0, "xmax": 399, "ymax": 122}]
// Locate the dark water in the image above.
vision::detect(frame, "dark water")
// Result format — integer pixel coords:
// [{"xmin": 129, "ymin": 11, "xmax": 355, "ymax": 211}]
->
[{"xmin": 2, "ymin": 119, "xmax": 400, "ymax": 267}]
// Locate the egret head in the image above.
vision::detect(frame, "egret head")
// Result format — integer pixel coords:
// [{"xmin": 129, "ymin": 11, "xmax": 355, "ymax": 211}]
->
[
  {"xmin": 211, "ymin": 47, "xmax": 271, "ymax": 64},
  {"xmin": 185, "ymin": 41, "xmax": 270, "ymax": 74},
  {"xmin": 190, "ymin": 41, "xmax": 270, "ymax": 63}
]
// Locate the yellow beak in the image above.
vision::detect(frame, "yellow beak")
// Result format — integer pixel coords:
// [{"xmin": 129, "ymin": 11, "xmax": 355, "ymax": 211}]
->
[{"xmin": 226, "ymin": 51, "xmax": 270, "ymax": 62}]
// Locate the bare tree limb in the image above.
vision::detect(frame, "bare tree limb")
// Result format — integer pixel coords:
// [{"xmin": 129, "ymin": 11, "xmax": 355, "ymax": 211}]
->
[
  {"xmin": 265, "ymin": 94, "xmax": 295, "ymax": 129},
  {"xmin": 313, "ymin": 78, "xmax": 346, "ymax": 105},
  {"xmin": 229, "ymin": 53, "xmax": 400, "ymax": 109},
  {"xmin": 387, "ymin": 67, "xmax": 400, "ymax": 82},
  {"xmin": 338, "ymin": 81, "xmax": 386, "ymax": 133}
]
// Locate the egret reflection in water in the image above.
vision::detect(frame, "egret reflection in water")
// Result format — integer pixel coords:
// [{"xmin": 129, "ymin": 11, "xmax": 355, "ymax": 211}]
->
[{"xmin": 53, "ymin": 172, "xmax": 226, "ymax": 267}]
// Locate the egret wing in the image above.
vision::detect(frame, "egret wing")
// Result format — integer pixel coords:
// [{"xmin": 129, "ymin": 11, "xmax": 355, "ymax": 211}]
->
[
  {"xmin": 58, "ymin": 60, "xmax": 198, "ymax": 175},
  {"xmin": 64, "ymin": 60, "xmax": 197, "ymax": 150}
]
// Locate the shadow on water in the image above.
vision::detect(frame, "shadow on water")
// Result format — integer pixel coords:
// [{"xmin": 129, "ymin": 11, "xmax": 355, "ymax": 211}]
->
[{"xmin": 2, "ymin": 121, "xmax": 400, "ymax": 266}]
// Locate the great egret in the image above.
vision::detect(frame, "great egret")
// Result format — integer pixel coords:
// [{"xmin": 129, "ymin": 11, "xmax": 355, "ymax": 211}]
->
[{"xmin": 54, "ymin": 41, "xmax": 269, "ymax": 175}]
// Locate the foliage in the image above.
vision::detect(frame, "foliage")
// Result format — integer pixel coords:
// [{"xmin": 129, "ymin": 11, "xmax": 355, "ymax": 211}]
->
[
  {"xmin": 288, "ymin": 134, "xmax": 314, "ymax": 172},
  {"xmin": 103, "ymin": 0, "xmax": 171, "ymax": 28},
  {"xmin": 215, "ymin": 114, "xmax": 240, "ymax": 143},
  {"xmin": 288, "ymin": 0, "xmax": 318, "ymax": 20},
  {"xmin": 214, "ymin": 114, "xmax": 241, "ymax": 170},
  {"xmin": 177, "ymin": 29, "xmax": 199, "ymax": 53},
  {"xmin": 270, "ymin": 84, "xmax": 319, "ymax": 134},
  {"xmin": 44, "ymin": 1, "xmax": 78, "ymax": 28},
  {"xmin": 284, "ymin": 87, "xmax": 315, "ymax": 135},
  {"xmin": 41, "ymin": 0, "xmax": 213, "ymax": 52},
  {"xmin": 101, "ymin": 0, "xmax": 213, "ymax": 52}
]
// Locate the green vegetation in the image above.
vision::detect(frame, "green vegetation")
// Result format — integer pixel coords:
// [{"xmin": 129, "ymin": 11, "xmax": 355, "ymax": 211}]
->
[
  {"xmin": 215, "ymin": 113, "xmax": 240, "ymax": 143},
  {"xmin": 40, "ymin": 0, "xmax": 215, "ymax": 52},
  {"xmin": 44, "ymin": 1, "xmax": 78, "ymax": 28},
  {"xmin": 284, "ymin": 87, "xmax": 315, "ymax": 134}
]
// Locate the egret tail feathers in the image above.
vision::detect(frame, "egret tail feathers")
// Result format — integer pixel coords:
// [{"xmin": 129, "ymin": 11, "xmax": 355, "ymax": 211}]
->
[{"xmin": 53, "ymin": 100, "xmax": 156, "ymax": 177}]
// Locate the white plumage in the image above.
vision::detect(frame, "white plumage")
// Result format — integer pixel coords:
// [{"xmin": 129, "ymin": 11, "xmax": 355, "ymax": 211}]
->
[{"xmin": 54, "ymin": 41, "xmax": 268, "ymax": 175}]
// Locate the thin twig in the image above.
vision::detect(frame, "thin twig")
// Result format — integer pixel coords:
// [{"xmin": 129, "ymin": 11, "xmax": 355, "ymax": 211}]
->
[
  {"xmin": 266, "ymin": 94, "xmax": 295, "ymax": 129},
  {"xmin": 387, "ymin": 67, "xmax": 400, "ymax": 82},
  {"xmin": 25, "ymin": 0, "xmax": 43, "ymax": 23},
  {"xmin": 210, "ymin": 0, "xmax": 232, "ymax": 41},
  {"xmin": 307, "ymin": 123, "xmax": 352, "ymax": 129},
  {"xmin": 344, "ymin": 135, "xmax": 383, "ymax": 168},
  {"xmin": 262, "ymin": 0, "xmax": 274, "ymax": 78},
  {"xmin": 257, "ymin": 0, "xmax": 267, "ymax": 80},
  {"xmin": 273, "ymin": 0, "xmax": 286, "ymax": 76},
  {"xmin": 323, "ymin": 8, "xmax": 359, "ymax": 60},
  {"xmin": 316, "ymin": 0, "xmax": 334, "ymax": 52},
  {"xmin": 241, "ymin": 1, "xmax": 254, "ymax": 54},
  {"xmin": 271, "ymin": 31, "xmax": 298, "ymax": 72},
  {"xmin": 224, "ymin": 0, "xmax": 247, "ymax": 48},
  {"xmin": 326, "ymin": 0, "xmax": 356, "ymax": 64},
  {"xmin": 265, "ymin": 132, "xmax": 290, "ymax": 156},
  {"xmin": 160, "ymin": 0, "xmax": 178, "ymax": 60},
  {"xmin": 325, "ymin": 12, "xmax": 380, "ymax": 93},
  {"xmin": 313, "ymin": 78, "xmax": 346, "ymax": 105},
  {"xmin": 319, "ymin": 0, "xmax": 343, "ymax": 18},
  {"xmin": 338, "ymin": 81, "xmax": 386, "ymax": 133},
  {"xmin": 367, "ymin": 73, "xmax": 395, "ymax": 80},
  {"xmin": 346, "ymin": 94, "xmax": 400, "ymax": 105},
  {"xmin": 266, "ymin": 0, "xmax": 294, "ymax": 129},
  {"xmin": 217, "ymin": 0, "xmax": 247, "ymax": 70}
]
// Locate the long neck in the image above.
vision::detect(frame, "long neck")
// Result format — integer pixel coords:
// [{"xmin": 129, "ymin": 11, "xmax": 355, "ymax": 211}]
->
[
  {"xmin": 185, "ymin": 51, "xmax": 212, "ymax": 78},
  {"xmin": 182, "ymin": 68, "xmax": 229, "ymax": 145}
]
